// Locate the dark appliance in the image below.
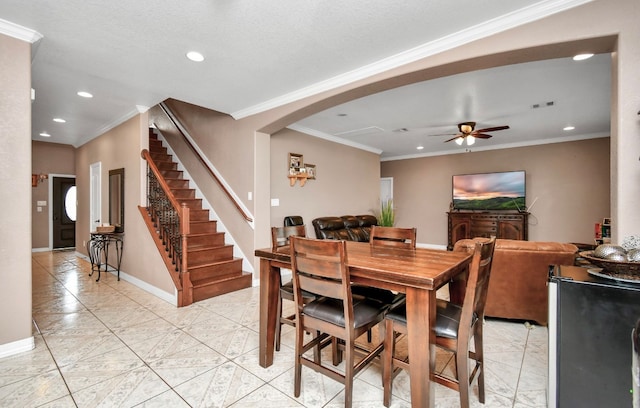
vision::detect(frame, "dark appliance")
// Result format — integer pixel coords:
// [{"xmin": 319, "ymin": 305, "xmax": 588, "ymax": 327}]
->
[{"xmin": 548, "ymin": 265, "xmax": 640, "ymax": 407}]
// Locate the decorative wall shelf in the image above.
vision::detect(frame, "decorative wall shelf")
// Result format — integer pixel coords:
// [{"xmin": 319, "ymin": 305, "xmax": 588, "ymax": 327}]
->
[
  {"xmin": 288, "ymin": 173, "xmax": 309, "ymax": 187},
  {"xmin": 287, "ymin": 152, "xmax": 315, "ymax": 187}
]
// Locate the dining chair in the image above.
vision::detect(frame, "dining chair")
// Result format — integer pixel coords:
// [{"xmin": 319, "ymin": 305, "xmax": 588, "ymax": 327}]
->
[
  {"xmin": 369, "ymin": 225, "xmax": 417, "ymax": 249},
  {"xmin": 290, "ymin": 236, "xmax": 388, "ymax": 408},
  {"xmin": 355, "ymin": 225, "xmax": 418, "ymax": 341},
  {"xmin": 382, "ymin": 236, "xmax": 496, "ymax": 408},
  {"xmin": 271, "ymin": 225, "xmax": 312, "ymax": 351}
]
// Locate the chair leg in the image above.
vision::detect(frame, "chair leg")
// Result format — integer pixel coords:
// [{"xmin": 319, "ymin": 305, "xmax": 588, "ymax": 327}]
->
[
  {"xmin": 294, "ymin": 325, "xmax": 303, "ymax": 398},
  {"xmin": 344, "ymin": 339, "xmax": 355, "ymax": 408},
  {"xmin": 275, "ymin": 296, "xmax": 283, "ymax": 351},
  {"xmin": 313, "ymin": 330, "xmax": 322, "ymax": 364},
  {"xmin": 474, "ymin": 324, "xmax": 485, "ymax": 403},
  {"xmin": 382, "ymin": 319, "xmax": 394, "ymax": 407},
  {"xmin": 455, "ymin": 344, "xmax": 471, "ymax": 408}
]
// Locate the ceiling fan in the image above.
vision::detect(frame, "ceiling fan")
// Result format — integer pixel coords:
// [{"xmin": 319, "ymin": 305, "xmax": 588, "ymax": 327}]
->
[{"xmin": 433, "ymin": 121, "xmax": 510, "ymax": 145}]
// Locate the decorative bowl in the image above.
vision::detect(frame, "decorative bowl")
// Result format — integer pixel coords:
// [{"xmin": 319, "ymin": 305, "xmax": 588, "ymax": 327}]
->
[{"xmin": 579, "ymin": 250, "xmax": 640, "ymax": 278}]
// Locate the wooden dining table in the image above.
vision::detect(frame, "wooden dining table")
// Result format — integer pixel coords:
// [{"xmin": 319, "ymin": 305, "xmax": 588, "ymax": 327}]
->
[{"xmin": 255, "ymin": 240, "xmax": 472, "ymax": 408}]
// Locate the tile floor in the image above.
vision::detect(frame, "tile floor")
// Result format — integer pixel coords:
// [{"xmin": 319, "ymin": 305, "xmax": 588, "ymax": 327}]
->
[{"xmin": 0, "ymin": 250, "xmax": 548, "ymax": 407}]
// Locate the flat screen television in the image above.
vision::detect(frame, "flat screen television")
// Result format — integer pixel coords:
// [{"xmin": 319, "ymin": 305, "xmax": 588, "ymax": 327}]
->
[{"xmin": 452, "ymin": 170, "xmax": 526, "ymax": 211}]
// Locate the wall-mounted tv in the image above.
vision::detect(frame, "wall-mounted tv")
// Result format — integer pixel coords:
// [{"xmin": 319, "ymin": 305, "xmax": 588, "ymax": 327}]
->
[{"xmin": 452, "ymin": 170, "xmax": 526, "ymax": 211}]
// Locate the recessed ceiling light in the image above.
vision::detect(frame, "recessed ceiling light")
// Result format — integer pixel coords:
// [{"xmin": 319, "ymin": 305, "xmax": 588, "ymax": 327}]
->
[
  {"xmin": 186, "ymin": 51, "xmax": 205, "ymax": 62},
  {"xmin": 573, "ymin": 53, "xmax": 594, "ymax": 61},
  {"xmin": 416, "ymin": 145, "xmax": 424, "ymax": 150},
  {"xmin": 53, "ymin": 118, "xmax": 66, "ymax": 123},
  {"xmin": 39, "ymin": 132, "xmax": 51, "ymax": 137},
  {"xmin": 563, "ymin": 126, "xmax": 575, "ymax": 131},
  {"xmin": 77, "ymin": 91, "xmax": 93, "ymax": 98}
]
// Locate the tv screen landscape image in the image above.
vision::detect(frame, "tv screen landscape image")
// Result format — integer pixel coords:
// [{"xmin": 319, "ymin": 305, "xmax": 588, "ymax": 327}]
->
[{"xmin": 452, "ymin": 171, "xmax": 526, "ymax": 211}]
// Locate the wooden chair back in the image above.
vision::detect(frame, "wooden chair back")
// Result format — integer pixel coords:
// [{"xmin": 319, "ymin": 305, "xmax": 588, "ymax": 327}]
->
[
  {"xmin": 290, "ymin": 237, "xmax": 351, "ymax": 312},
  {"xmin": 271, "ymin": 225, "xmax": 306, "ymax": 251},
  {"xmin": 459, "ymin": 236, "xmax": 496, "ymax": 330},
  {"xmin": 369, "ymin": 225, "xmax": 417, "ymax": 249}
]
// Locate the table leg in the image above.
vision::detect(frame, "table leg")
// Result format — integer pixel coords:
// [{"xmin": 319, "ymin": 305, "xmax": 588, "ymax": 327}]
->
[
  {"xmin": 259, "ymin": 259, "xmax": 281, "ymax": 367},
  {"xmin": 405, "ymin": 287, "xmax": 435, "ymax": 408},
  {"xmin": 113, "ymin": 238, "xmax": 123, "ymax": 280}
]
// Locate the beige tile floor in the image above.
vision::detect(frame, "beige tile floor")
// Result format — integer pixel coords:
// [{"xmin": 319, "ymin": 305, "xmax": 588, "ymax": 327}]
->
[{"xmin": 0, "ymin": 250, "xmax": 548, "ymax": 407}]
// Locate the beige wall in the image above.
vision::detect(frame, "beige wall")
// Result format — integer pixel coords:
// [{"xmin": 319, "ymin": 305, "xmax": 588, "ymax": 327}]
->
[
  {"xmin": 270, "ymin": 128, "xmax": 381, "ymax": 234},
  {"xmin": 382, "ymin": 138, "xmax": 610, "ymax": 245},
  {"xmin": 75, "ymin": 113, "xmax": 175, "ymax": 297},
  {"xmin": 0, "ymin": 34, "xmax": 32, "ymax": 349},
  {"xmin": 31, "ymin": 141, "xmax": 76, "ymax": 249}
]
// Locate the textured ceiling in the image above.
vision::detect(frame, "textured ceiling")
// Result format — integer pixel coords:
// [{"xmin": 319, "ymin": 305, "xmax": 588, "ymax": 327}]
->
[{"xmin": 0, "ymin": 0, "xmax": 608, "ymax": 159}]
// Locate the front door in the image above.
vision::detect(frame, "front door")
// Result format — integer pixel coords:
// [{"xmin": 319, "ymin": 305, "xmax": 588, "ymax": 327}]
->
[{"xmin": 52, "ymin": 177, "xmax": 76, "ymax": 248}]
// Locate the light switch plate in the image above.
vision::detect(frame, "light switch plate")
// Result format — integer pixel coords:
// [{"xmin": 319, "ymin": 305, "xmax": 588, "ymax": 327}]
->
[
  {"xmin": 37, "ymin": 200, "xmax": 47, "ymax": 206},
  {"xmin": 271, "ymin": 198, "xmax": 280, "ymax": 207}
]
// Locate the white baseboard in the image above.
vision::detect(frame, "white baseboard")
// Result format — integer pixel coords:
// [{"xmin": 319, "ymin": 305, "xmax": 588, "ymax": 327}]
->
[
  {"xmin": 75, "ymin": 251, "xmax": 177, "ymax": 306},
  {"xmin": 31, "ymin": 247, "xmax": 50, "ymax": 253},
  {"xmin": 0, "ymin": 336, "xmax": 34, "ymax": 359}
]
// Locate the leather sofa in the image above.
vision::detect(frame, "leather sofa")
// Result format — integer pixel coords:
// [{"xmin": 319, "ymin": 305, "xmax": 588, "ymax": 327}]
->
[
  {"xmin": 451, "ymin": 238, "xmax": 578, "ymax": 325},
  {"xmin": 312, "ymin": 215, "xmax": 378, "ymax": 241}
]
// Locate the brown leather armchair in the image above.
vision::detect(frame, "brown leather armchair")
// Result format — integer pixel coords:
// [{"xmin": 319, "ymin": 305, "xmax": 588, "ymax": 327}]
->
[{"xmin": 452, "ymin": 238, "xmax": 578, "ymax": 325}]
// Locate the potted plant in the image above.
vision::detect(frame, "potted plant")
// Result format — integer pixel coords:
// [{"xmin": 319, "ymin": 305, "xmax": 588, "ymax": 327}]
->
[{"xmin": 378, "ymin": 199, "xmax": 395, "ymax": 227}]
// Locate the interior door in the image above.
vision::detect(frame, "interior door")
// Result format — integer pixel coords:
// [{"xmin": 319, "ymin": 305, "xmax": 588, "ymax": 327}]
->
[
  {"xmin": 52, "ymin": 177, "xmax": 76, "ymax": 248},
  {"xmin": 380, "ymin": 177, "xmax": 393, "ymax": 206}
]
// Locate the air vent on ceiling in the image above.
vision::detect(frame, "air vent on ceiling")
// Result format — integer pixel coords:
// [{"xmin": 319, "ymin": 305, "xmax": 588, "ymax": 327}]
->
[{"xmin": 532, "ymin": 101, "xmax": 555, "ymax": 109}]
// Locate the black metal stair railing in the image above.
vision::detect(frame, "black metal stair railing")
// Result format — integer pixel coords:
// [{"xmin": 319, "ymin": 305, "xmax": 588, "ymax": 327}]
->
[{"xmin": 146, "ymin": 162, "xmax": 184, "ymax": 272}]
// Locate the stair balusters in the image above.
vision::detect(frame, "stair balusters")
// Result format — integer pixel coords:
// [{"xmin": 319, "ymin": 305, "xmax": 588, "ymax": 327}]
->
[{"xmin": 147, "ymin": 167, "xmax": 183, "ymax": 272}]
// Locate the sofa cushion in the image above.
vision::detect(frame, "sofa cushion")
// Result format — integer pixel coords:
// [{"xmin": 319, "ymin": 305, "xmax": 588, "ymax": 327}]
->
[
  {"xmin": 312, "ymin": 215, "xmax": 378, "ymax": 242},
  {"xmin": 313, "ymin": 217, "xmax": 353, "ymax": 240}
]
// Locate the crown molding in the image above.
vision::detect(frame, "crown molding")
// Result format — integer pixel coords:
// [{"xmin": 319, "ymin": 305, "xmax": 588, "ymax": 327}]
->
[
  {"xmin": 0, "ymin": 18, "xmax": 43, "ymax": 43},
  {"xmin": 232, "ymin": 0, "xmax": 593, "ymax": 120}
]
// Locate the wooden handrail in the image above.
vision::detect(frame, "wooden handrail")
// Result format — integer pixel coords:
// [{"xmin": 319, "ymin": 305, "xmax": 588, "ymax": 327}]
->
[
  {"xmin": 157, "ymin": 102, "xmax": 253, "ymax": 223},
  {"xmin": 141, "ymin": 149, "xmax": 185, "ymax": 216}
]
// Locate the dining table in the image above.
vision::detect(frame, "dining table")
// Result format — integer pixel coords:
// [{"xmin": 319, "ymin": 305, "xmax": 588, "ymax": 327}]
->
[{"xmin": 255, "ymin": 240, "xmax": 472, "ymax": 408}]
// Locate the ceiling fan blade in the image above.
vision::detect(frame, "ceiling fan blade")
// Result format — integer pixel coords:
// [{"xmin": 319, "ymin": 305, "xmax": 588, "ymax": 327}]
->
[
  {"xmin": 473, "ymin": 125, "xmax": 509, "ymax": 133},
  {"xmin": 474, "ymin": 133, "xmax": 493, "ymax": 139},
  {"xmin": 444, "ymin": 135, "xmax": 463, "ymax": 143}
]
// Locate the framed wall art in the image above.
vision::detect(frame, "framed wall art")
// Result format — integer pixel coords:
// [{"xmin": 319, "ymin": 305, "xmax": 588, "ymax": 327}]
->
[{"xmin": 288, "ymin": 153, "xmax": 303, "ymax": 173}]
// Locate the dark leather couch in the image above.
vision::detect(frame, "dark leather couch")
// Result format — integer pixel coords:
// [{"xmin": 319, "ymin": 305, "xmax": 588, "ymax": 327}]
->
[
  {"xmin": 452, "ymin": 238, "xmax": 578, "ymax": 325},
  {"xmin": 312, "ymin": 215, "xmax": 378, "ymax": 241}
]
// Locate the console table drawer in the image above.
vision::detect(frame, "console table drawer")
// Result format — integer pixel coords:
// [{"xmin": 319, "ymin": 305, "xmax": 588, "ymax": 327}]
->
[{"xmin": 471, "ymin": 228, "xmax": 497, "ymax": 237}]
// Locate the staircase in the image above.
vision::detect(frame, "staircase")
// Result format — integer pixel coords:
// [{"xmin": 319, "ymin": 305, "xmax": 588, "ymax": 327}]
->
[{"xmin": 140, "ymin": 130, "xmax": 252, "ymax": 306}]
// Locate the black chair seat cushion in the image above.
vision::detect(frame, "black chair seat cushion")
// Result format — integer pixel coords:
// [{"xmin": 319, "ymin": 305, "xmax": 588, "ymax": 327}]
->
[
  {"xmin": 303, "ymin": 295, "xmax": 387, "ymax": 329},
  {"xmin": 281, "ymin": 280, "xmax": 317, "ymax": 303},
  {"xmin": 386, "ymin": 299, "xmax": 477, "ymax": 339},
  {"xmin": 351, "ymin": 285, "xmax": 406, "ymax": 308}
]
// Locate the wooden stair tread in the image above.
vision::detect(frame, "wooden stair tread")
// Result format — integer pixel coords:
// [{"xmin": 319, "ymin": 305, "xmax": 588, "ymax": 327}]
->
[{"xmin": 192, "ymin": 271, "xmax": 252, "ymax": 286}]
